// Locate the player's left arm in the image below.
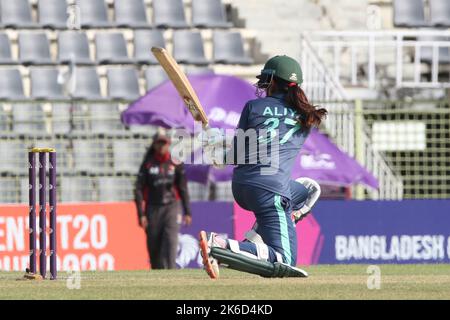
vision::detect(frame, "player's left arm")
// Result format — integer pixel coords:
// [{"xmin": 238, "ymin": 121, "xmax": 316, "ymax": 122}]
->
[
  {"xmin": 174, "ymin": 163, "xmax": 192, "ymax": 217},
  {"xmin": 134, "ymin": 160, "xmax": 148, "ymax": 226},
  {"xmin": 224, "ymin": 102, "xmax": 251, "ymax": 165}
]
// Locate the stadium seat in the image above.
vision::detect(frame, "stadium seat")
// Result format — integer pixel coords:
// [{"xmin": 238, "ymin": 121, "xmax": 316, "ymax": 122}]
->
[
  {"xmin": 52, "ymin": 104, "xmax": 72, "ymax": 135},
  {"xmin": 0, "ymin": 69, "xmax": 26, "ymax": 100},
  {"xmin": 72, "ymin": 67, "xmax": 103, "ymax": 100},
  {"xmin": 71, "ymin": 103, "xmax": 91, "ymax": 133},
  {"xmin": 19, "ymin": 33, "xmax": 53, "ymax": 65},
  {"xmin": 0, "ymin": 140, "xmax": 27, "ymax": 174},
  {"xmin": 0, "ymin": 33, "xmax": 14, "ymax": 64},
  {"xmin": 20, "ymin": 177, "xmax": 31, "ymax": 204},
  {"xmin": 429, "ymin": 0, "xmax": 450, "ymax": 28},
  {"xmin": 30, "ymin": 68, "xmax": 65, "ymax": 100},
  {"xmin": 393, "ymin": 0, "xmax": 428, "ymax": 28},
  {"xmin": 107, "ymin": 67, "xmax": 141, "ymax": 100},
  {"xmin": 52, "ymin": 140, "xmax": 71, "ymax": 169},
  {"xmin": 95, "ymin": 33, "xmax": 132, "ymax": 64},
  {"xmin": 214, "ymin": 181, "xmax": 234, "ymax": 201},
  {"xmin": 38, "ymin": 0, "xmax": 68, "ymax": 29},
  {"xmin": 187, "ymin": 182, "xmax": 209, "ymax": 201},
  {"xmin": 153, "ymin": 0, "xmax": 188, "ymax": 28},
  {"xmin": 213, "ymin": 31, "xmax": 253, "ymax": 64},
  {"xmin": 134, "ymin": 30, "xmax": 165, "ymax": 64},
  {"xmin": 0, "ymin": 107, "xmax": 10, "ymax": 132},
  {"xmin": 12, "ymin": 104, "xmax": 46, "ymax": 134},
  {"xmin": 114, "ymin": 0, "xmax": 150, "ymax": 28},
  {"xmin": 145, "ymin": 66, "xmax": 168, "ymax": 90},
  {"xmin": 98, "ymin": 176, "xmax": 134, "ymax": 202},
  {"xmin": 78, "ymin": 0, "xmax": 111, "ymax": 28},
  {"xmin": 89, "ymin": 104, "xmax": 125, "ymax": 134},
  {"xmin": 72, "ymin": 139, "xmax": 109, "ymax": 174},
  {"xmin": 128, "ymin": 124, "xmax": 158, "ymax": 135},
  {"xmin": 184, "ymin": 66, "xmax": 214, "ymax": 75},
  {"xmin": 0, "ymin": 177, "xmax": 18, "ymax": 203},
  {"xmin": 173, "ymin": 31, "xmax": 209, "ymax": 65},
  {"xmin": 419, "ymin": 37, "xmax": 450, "ymax": 64},
  {"xmin": 192, "ymin": 0, "xmax": 232, "ymax": 28},
  {"xmin": 0, "ymin": 0, "xmax": 37, "ymax": 28},
  {"xmin": 112, "ymin": 139, "xmax": 148, "ymax": 173},
  {"xmin": 60, "ymin": 176, "xmax": 96, "ymax": 202},
  {"xmin": 58, "ymin": 31, "xmax": 93, "ymax": 65}
]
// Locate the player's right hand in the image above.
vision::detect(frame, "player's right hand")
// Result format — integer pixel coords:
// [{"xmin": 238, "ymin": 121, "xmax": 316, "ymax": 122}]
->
[
  {"xmin": 183, "ymin": 215, "xmax": 192, "ymax": 226},
  {"xmin": 139, "ymin": 216, "xmax": 148, "ymax": 229},
  {"xmin": 196, "ymin": 128, "xmax": 231, "ymax": 167},
  {"xmin": 198, "ymin": 127, "xmax": 225, "ymax": 148}
]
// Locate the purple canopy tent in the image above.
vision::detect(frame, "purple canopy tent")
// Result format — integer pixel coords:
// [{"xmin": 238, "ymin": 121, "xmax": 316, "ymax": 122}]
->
[
  {"xmin": 122, "ymin": 74, "xmax": 377, "ymax": 189},
  {"xmin": 122, "ymin": 74, "xmax": 254, "ymax": 132},
  {"xmin": 296, "ymin": 129, "xmax": 378, "ymax": 189}
]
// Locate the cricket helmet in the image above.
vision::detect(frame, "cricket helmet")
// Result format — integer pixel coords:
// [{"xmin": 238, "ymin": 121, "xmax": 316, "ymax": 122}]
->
[{"xmin": 257, "ymin": 55, "xmax": 303, "ymax": 85}]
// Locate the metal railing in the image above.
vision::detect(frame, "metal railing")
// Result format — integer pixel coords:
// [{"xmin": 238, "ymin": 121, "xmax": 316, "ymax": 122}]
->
[
  {"xmin": 303, "ymin": 30, "xmax": 450, "ymax": 89},
  {"xmin": 300, "ymin": 36, "xmax": 404, "ymax": 199},
  {"xmin": 360, "ymin": 100, "xmax": 450, "ymax": 199}
]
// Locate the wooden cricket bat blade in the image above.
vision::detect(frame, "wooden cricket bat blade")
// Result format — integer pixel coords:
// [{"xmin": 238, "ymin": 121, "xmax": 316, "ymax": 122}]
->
[{"xmin": 151, "ymin": 47, "xmax": 209, "ymax": 127}]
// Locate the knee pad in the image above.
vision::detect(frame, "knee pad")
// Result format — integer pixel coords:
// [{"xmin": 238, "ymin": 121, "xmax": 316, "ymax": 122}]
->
[
  {"xmin": 228, "ymin": 238, "xmax": 276, "ymax": 262},
  {"xmin": 243, "ymin": 224, "xmax": 284, "ymax": 262},
  {"xmin": 244, "ymin": 222, "xmax": 264, "ymax": 244}
]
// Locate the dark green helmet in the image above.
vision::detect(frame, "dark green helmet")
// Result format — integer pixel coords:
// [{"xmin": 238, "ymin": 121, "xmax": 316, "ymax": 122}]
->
[{"xmin": 259, "ymin": 55, "xmax": 303, "ymax": 85}]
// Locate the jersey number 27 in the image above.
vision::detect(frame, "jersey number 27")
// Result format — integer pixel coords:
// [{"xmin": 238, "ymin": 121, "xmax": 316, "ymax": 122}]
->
[{"xmin": 258, "ymin": 117, "xmax": 301, "ymax": 144}]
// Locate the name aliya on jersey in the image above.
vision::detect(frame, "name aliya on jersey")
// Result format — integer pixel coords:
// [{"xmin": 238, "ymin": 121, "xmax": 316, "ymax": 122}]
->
[{"xmin": 262, "ymin": 105, "xmax": 298, "ymax": 118}]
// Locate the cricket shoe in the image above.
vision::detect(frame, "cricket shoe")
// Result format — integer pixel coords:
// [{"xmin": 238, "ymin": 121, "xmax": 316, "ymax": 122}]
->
[{"xmin": 198, "ymin": 231, "xmax": 225, "ymax": 280}]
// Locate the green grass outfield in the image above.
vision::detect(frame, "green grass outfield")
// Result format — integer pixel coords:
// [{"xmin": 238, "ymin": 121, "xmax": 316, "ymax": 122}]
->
[{"xmin": 1, "ymin": 265, "xmax": 450, "ymax": 300}]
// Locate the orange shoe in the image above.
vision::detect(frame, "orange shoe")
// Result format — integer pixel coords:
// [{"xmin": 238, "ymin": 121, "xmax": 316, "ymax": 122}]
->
[{"xmin": 199, "ymin": 231, "xmax": 219, "ymax": 279}]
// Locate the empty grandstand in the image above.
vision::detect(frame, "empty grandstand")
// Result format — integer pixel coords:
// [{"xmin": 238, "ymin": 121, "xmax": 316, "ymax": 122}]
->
[{"xmin": 0, "ymin": 0, "xmax": 260, "ymax": 203}]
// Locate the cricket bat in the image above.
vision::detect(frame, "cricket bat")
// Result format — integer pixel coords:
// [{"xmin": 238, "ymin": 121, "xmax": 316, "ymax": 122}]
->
[{"xmin": 151, "ymin": 47, "xmax": 209, "ymax": 128}]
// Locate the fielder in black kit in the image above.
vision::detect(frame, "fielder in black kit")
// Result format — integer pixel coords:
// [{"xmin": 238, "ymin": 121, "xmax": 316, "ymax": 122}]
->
[{"xmin": 134, "ymin": 133, "xmax": 192, "ymax": 269}]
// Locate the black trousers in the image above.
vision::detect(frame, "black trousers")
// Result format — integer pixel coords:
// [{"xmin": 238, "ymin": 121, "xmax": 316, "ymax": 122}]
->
[{"xmin": 145, "ymin": 202, "xmax": 180, "ymax": 269}]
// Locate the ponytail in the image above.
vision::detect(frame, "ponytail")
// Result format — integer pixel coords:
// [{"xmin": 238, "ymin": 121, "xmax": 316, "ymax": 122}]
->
[
  {"xmin": 258, "ymin": 75, "xmax": 328, "ymax": 130},
  {"xmin": 285, "ymin": 85, "xmax": 327, "ymax": 130}
]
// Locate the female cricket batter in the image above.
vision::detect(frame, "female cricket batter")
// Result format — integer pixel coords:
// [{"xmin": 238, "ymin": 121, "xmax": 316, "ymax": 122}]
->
[{"xmin": 199, "ymin": 55, "xmax": 327, "ymax": 279}]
